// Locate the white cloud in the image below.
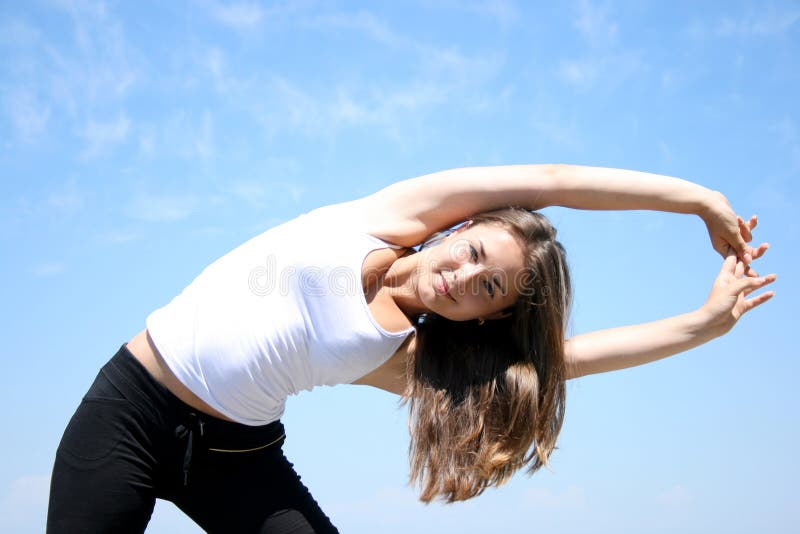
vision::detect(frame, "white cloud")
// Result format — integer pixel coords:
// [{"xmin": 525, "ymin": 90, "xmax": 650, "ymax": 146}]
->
[
  {"xmin": 328, "ymin": 485, "xmax": 420, "ymax": 524},
  {"xmin": 469, "ymin": 0, "xmax": 519, "ymax": 25},
  {"xmin": 56, "ymin": 0, "xmax": 143, "ymax": 103},
  {"xmin": 280, "ymin": 181, "xmax": 305, "ymax": 204},
  {"xmin": 3, "ymin": 89, "xmax": 51, "ymax": 142},
  {"xmin": 31, "ymin": 262, "xmax": 67, "ymax": 277},
  {"xmin": 750, "ymin": 179, "xmax": 794, "ymax": 217},
  {"xmin": 269, "ymin": 76, "xmax": 321, "ymax": 134},
  {"xmin": 412, "ymin": 0, "xmax": 519, "ymax": 26},
  {"xmin": 140, "ymin": 8, "xmax": 505, "ymax": 147},
  {"xmin": 0, "ymin": 17, "xmax": 42, "ymax": 48},
  {"xmin": 193, "ymin": 111, "xmax": 215, "ymax": 159},
  {"xmin": 718, "ymin": 9, "xmax": 800, "ymax": 36},
  {"xmin": 306, "ymin": 8, "xmax": 505, "ymax": 84},
  {"xmin": 308, "ymin": 10, "xmax": 406, "ymax": 49},
  {"xmin": 308, "ymin": 9, "xmax": 507, "ymax": 82},
  {"xmin": 531, "ymin": 114, "xmax": 584, "ymax": 152},
  {"xmin": 126, "ymin": 192, "xmax": 198, "ymax": 222},
  {"xmin": 80, "ymin": 114, "xmax": 130, "ymax": 158},
  {"xmin": 525, "ymin": 485, "xmax": 587, "ymax": 508},
  {"xmin": 558, "ymin": 59, "xmax": 598, "ymax": 88},
  {"xmin": 205, "ymin": 47, "xmax": 230, "ymax": 94},
  {"xmin": 100, "ymin": 229, "xmax": 143, "ymax": 244},
  {"xmin": 688, "ymin": 8, "xmax": 800, "ymax": 40},
  {"xmin": 658, "ymin": 141, "xmax": 673, "ymax": 163},
  {"xmin": 219, "ymin": 176, "xmax": 306, "ymax": 210},
  {"xmin": 138, "ymin": 131, "xmax": 155, "ymax": 157},
  {"xmin": 255, "ymin": 10, "xmax": 505, "ymax": 142},
  {"xmin": 222, "ymin": 181, "xmax": 269, "ymax": 205},
  {"xmin": 557, "ymin": 50, "xmax": 646, "ymax": 90},
  {"xmin": 2, "ymin": 178, "xmax": 87, "ymax": 235},
  {"xmin": 209, "ymin": 1, "xmax": 264, "ymax": 30},
  {"xmin": 1, "ymin": 1, "xmax": 143, "ymax": 149},
  {"xmin": 0, "ymin": 474, "xmax": 50, "ymax": 534},
  {"xmin": 125, "ymin": 7, "xmax": 506, "ymax": 148},
  {"xmin": 419, "ymin": 46, "xmax": 504, "ymax": 86},
  {"xmin": 202, "ymin": 0, "xmax": 310, "ymax": 32},
  {"xmin": 258, "ymin": 76, "xmax": 451, "ymax": 146},
  {"xmin": 660, "ymin": 69, "xmax": 687, "ymax": 92},
  {"xmin": 556, "ymin": 2, "xmax": 646, "ymax": 93},
  {"xmin": 770, "ymin": 117, "xmax": 800, "ymax": 170},
  {"xmin": 45, "ymin": 178, "xmax": 85, "ymax": 212},
  {"xmin": 573, "ymin": 0, "xmax": 618, "ymax": 46},
  {"xmin": 771, "ymin": 116, "xmax": 797, "ymax": 145},
  {"xmin": 137, "ymin": 110, "xmax": 217, "ymax": 160},
  {"xmin": 655, "ymin": 483, "xmax": 692, "ymax": 507}
]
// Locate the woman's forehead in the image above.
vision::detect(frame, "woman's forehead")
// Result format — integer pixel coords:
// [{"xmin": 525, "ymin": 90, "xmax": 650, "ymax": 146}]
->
[{"xmin": 459, "ymin": 224, "xmax": 526, "ymax": 269}]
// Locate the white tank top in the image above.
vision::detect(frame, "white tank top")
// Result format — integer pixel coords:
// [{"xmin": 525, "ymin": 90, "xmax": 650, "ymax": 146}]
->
[{"xmin": 145, "ymin": 199, "xmax": 415, "ymax": 425}]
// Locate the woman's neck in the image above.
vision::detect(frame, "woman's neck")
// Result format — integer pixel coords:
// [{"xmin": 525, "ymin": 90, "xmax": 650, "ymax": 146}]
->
[{"xmin": 383, "ymin": 249, "xmax": 428, "ymax": 320}]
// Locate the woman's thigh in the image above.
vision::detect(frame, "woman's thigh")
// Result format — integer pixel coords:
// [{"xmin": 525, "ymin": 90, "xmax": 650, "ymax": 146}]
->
[
  {"xmin": 174, "ymin": 444, "xmax": 339, "ymax": 534},
  {"xmin": 46, "ymin": 375, "xmax": 160, "ymax": 533}
]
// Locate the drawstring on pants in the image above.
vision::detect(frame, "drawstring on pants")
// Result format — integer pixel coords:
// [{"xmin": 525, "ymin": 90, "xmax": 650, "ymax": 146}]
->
[{"xmin": 174, "ymin": 412, "xmax": 205, "ymax": 486}]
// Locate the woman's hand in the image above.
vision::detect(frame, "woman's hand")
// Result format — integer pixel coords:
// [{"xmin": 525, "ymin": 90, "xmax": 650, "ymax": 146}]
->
[
  {"xmin": 700, "ymin": 190, "xmax": 766, "ymax": 266},
  {"xmin": 699, "ymin": 245, "xmax": 777, "ymax": 337}
]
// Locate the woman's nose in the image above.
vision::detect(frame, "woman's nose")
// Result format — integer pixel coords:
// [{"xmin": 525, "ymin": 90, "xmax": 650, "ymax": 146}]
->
[{"xmin": 454, "ymin": 263, "xmax": 485, "ymax": 292}]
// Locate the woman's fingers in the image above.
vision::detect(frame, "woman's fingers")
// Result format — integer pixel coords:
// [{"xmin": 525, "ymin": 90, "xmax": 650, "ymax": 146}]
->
[
  {"xmin": 735, "ymin": 214, "xmax": 760, "ymax": 263},
  {"xmin": 742, "ymin": 289, "xmax": 775, "ymax": 314},
  {"xmin": 734, "ymin": 273, "xmax": 777, "ymax": 296},
  {"xmin": 752, "ymin": 242, "xmax": 769, "ymax": 259},
  {"xmin": 721, "ymin": 247, "xmax": 738, "ymax": 275},
  {"xmin": 734, "ymin": 257, "xmax": 745, "ymax": 277},
  {"xmin": 738, "ymin": 214, "xmax": 757, "ymax": 234},
  {"xmin": 722, "ymin": 243, "xmax": 772, "ymax": 281},
  {"xmin": 743, "ymin": 242, "xmax": 769, "ymax": 278},
  {"xmin": 737, "ymin": 216, "xmax": 753, "ymax": 242}
]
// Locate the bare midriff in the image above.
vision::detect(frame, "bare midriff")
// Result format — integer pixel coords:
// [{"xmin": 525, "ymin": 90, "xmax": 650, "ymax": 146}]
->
[{"xmin": 126, "ymin": 328, "xmax": 236, "ymax": 422}]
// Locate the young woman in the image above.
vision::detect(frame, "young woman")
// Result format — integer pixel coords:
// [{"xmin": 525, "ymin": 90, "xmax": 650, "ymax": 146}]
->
[{"xmin": 46, "ymin": 164, "xmax": 775, "ymax": 533}]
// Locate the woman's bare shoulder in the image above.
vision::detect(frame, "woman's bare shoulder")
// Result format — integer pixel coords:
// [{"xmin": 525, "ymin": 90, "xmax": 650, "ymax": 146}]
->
[
  {"xmin": 345, "ymin": 197, "xmax": 427, "ymax": 248},
  {"xmin": 351, "ymin": 165, "xmax": 556, "ymax": 247}
]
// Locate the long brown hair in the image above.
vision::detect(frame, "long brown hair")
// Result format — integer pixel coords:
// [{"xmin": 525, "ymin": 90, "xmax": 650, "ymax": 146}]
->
[{"xmin": 402, "ymin": 207, "xmax": 572, "ymax": 503}]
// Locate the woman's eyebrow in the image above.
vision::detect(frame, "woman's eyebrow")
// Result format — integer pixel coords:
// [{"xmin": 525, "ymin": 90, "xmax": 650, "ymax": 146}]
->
[{"xmin": 478, "ymin": 238, "xmax": 506, "ymax": 295}]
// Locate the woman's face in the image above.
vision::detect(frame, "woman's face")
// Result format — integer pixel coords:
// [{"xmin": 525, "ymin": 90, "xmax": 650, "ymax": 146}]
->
[{"xmin": 418, "ymin": 221, "xmax": 527, "ymax": 322}]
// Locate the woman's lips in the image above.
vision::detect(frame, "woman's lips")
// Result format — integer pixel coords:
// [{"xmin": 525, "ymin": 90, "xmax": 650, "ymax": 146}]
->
[{"xmin": 435, "ymin": 273, "xmax": 455, "ymax": 302}]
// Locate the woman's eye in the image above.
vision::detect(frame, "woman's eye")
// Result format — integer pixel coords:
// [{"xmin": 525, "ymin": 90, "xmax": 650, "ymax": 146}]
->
[
  {"xmin": 484, "ymin": 281, "xmax": 494, "ymax": 298},
  {"xmin": 469, "ymin": 245, "xmax": 478, "ymax": 262}
]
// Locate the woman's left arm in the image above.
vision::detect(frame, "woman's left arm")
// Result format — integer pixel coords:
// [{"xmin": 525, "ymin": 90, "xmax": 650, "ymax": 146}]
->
[
  {"xmin": 545, "ymin": 165, "xmax": 760, "ymax": 265},
  {"xmin": 362, "ymin": 164, "xmax": 758, "ymax": 263},
  {"xmin": 565, "ymin": 245, "xmax": 776, "ymax": 380}
]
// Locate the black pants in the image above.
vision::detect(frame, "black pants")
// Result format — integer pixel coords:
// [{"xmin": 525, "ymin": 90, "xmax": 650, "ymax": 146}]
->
[{"xmin": 47, "ymin": 344, "xmax": 339, "ymax": 533}]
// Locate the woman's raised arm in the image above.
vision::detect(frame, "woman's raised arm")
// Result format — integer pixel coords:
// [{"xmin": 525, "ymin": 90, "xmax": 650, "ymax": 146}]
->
[
  {"xmin": 360, "ymin": 164, "xmax": 752, "ymax": 259},
  {"xmin": 564, "ymin": 245, "xmax": 776, "ymax": 380}
]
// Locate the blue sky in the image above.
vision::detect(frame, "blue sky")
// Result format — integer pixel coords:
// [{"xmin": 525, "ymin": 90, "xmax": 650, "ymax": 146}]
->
[{"xmin": 1, "ymin": 0, "xmax": 798, "ymax": 532}]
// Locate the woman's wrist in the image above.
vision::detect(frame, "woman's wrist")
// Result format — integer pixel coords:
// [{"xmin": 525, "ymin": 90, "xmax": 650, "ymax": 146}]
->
[
  {"xmin": 690, "ymin": 306, "xmax": 727, "ymax": 341},
  {"xmin": 695, "ymin": 189, "xmax": 729, "ymax": 220}
]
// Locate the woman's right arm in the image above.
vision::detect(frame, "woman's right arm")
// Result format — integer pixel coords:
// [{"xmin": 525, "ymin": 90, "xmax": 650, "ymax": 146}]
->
[
  {"xmin": 564, "ymin": 309, "xmax": 718, "ymax": 380},
  {"xmin": 565, "ymin": 246, "xmax": 776, "ymax": 380}
]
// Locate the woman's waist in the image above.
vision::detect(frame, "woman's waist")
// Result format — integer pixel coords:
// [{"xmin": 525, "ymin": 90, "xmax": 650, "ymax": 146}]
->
[
  {"xmin": 105, "ymin": 338, "xmax": 287, "ymax": 451},
  {"xmin": 125, "ymin": 328, "xmax": 237, "ymax": 423}
]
